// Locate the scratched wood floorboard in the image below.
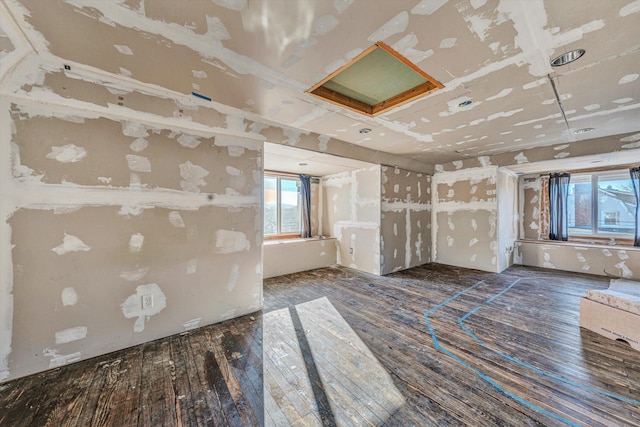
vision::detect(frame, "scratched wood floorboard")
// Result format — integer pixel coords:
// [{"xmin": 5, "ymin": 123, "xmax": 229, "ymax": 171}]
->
[{"xmin": 1, "ymin": 264, "xmax": 639, "ymax": 426}]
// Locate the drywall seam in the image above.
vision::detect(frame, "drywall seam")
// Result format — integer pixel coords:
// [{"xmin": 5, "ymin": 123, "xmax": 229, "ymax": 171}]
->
[
  {"xmin": 432, "ymin": 201, "xmax": 496, "ymax": 213},
  {"xmin": 381, "ymin": 201, "xmax": 431, "ymax": 212},
  {"xmin": 9, "ymin": 183, "xmax": 259, "ymax": 212},
  {"xmin": 431, "ymin": 166, "xmax": 498, "ymax": 186},
  {"xmin": 5, "ymin": 90, "xmax": 265, "ymax": 145},
  {"xmin": 63, "ymin": 0, "xmax": 308, "ymax": 92},
  {"xmin": 0, "ymin": 2, "xmax": 34, "ymax": 92},
  {"xmin": 0, "ymin": 100, "xmax": 13, "ymax": 381}
]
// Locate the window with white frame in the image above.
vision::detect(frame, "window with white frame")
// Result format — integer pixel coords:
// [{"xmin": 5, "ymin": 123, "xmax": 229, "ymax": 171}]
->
[
  {"xmin": 567, "ymin": 170, "xmax": 635, "ymax": 237},
  {"xmin": 264, "ymin": 174, "xmax": 301, "ymax": 237}
]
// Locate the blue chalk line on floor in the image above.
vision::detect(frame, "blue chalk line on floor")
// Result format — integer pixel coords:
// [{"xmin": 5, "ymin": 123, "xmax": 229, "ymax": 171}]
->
[{"xmin": 424, "ymin": 278, "xmax": 603, "ymax": 427}]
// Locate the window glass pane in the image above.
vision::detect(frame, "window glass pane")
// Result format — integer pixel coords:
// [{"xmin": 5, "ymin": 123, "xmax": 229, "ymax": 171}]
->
[
  {"xmin": 280, "ymin": 178, "xmax": 300, "ymax": 233},
  {"xmin": 597, "ymin": 175, "xmax": 634, "ymax": 234},
  {"xmin": 568, "ymin": 178, "xmax": 592, "ymax": 235},
  {"xmin": 264, "ymin": 176, "xmax": 277, "ymax": 235}
]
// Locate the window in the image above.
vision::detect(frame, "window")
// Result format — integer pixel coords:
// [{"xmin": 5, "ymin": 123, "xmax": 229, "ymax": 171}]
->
[
  {"xmin": 567, "ymin": 170, "xmax": 635, "ymax": 237},
  {"xmin": 264, "ymin": 174, "xmax": 301, "ymax": 237}
]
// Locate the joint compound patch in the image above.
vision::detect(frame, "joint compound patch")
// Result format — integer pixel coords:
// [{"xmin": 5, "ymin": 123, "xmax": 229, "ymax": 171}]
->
[
  {"xmin": 61, "ymin": 287, "xmax": 78, "ymax": 306},
  {"xmin": 180, "ymin": 161, "xmax": 210, "ymax": 192},
  {"xmin": 126, "ymin": 155, "xmax": 151, "ymax": 172},
  {"xmin": 121, "ymin": 284, "xmax": 167, "ymax": 333},
  {"xmin": 129, "ymin": 138, "xmax": 148, "ymax": 152},
  {"xmin": 44, "ymin": 348, "xmax": 82, "ymax": 369},
  {"xmin": 168, "ymin": 211, "xmax": 186, "ymax": 228},
  {"xmin": 55, "ymin": 326, "xmax": 87, "ymax": 344},
  {"xmin": 120, "ymin": 267, "xmax": 150, "ymax": 282},
  {"xmin": 177, "ymin": 134, "xmax": 202, "ymax": 148},
  {"xmin": 227, "ymin": 264, "xmax": 240, "ymax": 292},
  {"xmin": 215, "ymin": 230, "xmax": 250, "ymax": 253},
  {"xmin": 129, "ymin": 233, "xmax": 144, "ymax": 253},
  {"xmin": 183, "ymin": 318, "xmax": 202, "ymax": 330},
  {"xmin": 46, "ymin": 144, "xmax": 87, "ymax": 163},
  {"xmin": 52, "ymin": 234, "xmax": 91, "ymax": 255}
]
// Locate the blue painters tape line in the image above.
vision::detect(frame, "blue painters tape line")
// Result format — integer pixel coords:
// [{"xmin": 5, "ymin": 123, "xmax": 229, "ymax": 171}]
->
[
  {"xmin": 460, "ymin": 282, "xmax": 640, "ymax": 406},
  {"xmin": 425, "ymin": 279, "xmax": 580, "ymax": 427},
  {"xmin": 192, "ymin": 91, "xmax": 212, "ymax": 102}
]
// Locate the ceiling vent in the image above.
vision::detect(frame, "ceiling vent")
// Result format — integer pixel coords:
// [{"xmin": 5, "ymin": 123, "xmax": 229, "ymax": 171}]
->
[{"xmin": 307, "ymin": 42, "xmax": 443, "ymax": 116}]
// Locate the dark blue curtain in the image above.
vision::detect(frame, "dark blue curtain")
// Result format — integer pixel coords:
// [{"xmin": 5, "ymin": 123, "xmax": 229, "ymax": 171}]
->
[
  {"xmin": 299, "ymin": 174, "xmax": 312, "ymax": 238},
  {"xmin": 631, "ymin": 167, "xmax": 640, "ymax": 246},
  {"xmin": 548, "ymin": 173, "xmax": 571, "ymax": 241}
]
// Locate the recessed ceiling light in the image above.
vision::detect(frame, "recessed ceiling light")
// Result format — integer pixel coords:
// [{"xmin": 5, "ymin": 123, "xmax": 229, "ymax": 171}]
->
[
  {"xmin": 359, "ymin": 128, "xmax": 371, "ymax": 134},
  {"xmin": 299, "ymin": 162, "xmax": 308, "ymax": 166},
  {"xmin": 550, "ymin": 49, "xmax": 585, "ymax": 67},
  {"xmin": 574, "ymin": 127, "xmax": 594, "ymax": 134},
  {"xmin": 458, "ymin": 100, "xmax": 472, "ymax": 107}
]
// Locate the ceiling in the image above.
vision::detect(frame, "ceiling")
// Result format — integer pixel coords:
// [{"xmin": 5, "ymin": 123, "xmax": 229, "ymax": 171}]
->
[
  {"xmin": 2, "ymin": 0, "xmax": 640, "ymax": 167},
  {"xmin": 264, "ymin": 142, "xmax": 374, "ymax": 176}
]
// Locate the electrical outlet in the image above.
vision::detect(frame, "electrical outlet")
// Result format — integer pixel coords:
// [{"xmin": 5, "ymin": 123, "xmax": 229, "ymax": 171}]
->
[
  {"xmin": 141, "ymin": 294, "xmax": 153, "ymax": 310},
  {"xmin": 349, "ymin": 247, "xmax": 353, "ymax": 254}
]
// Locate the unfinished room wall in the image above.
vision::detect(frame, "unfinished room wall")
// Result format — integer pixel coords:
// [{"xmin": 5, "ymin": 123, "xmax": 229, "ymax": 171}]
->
[
  {"xmin": 380, "ymin": 166, "xmax": 431, "ymax": 274},
  {"xmin": 0, "ymin": 102, "xmax": 263, "ymax": 382},
  {"xmin": 516, "ymin": 241, "xmax": 640, "ymax": 280},
  {"xmin": 497, "ymin": 168, "xmax": 519, "ymax": 272},
  {"xmin": 263, "ymin": 238, "xmax": 337, "ymax": 279},
  {"xmin": 322, "ymin": 166, "xmax": 381, "ymax": 275},
  {"xmin": 432, "ymin": 166, "xmax": 500, "ymax": 273},
  {"xmin": 516, "ymin": 173, "xmax": 640, "ymax": 279}
]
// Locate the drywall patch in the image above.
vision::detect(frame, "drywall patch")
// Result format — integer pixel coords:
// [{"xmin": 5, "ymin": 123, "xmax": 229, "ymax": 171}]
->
[
  {"xmin": 177, "ymin": 134, "xmax": 202, "ymax": 148},
  {"xmin": 368, "ymin": 11, "xmax": 408, "ymax": 41},
  {"xmin": 620, "ymin": 1, "xmax": 640, "ymax": 17},
  {"xmin": 129, "ymin": 138, "xmax": 148, "ymax": 152},
  {"xmin": 114, "ymin": 45, "xmax": 133, "ymax": 55},
  {"xmin": 55, "ymin": 326, "xmax": 87, "ymax": 345},
  {"xmin": 412, "ymin": 0, "xmax": 447, "ymax": 15},
  {"xmin": 206, "ymin": 16, "xmax": 231, "ymax": 40},
  {"xmin": 129, "ymin": 233, "xmax": 144, "ymax": 253},
  {"xmin": 225, "ymin": 166, "xmax": 242, "ymax": 176},
  {"xmin": 187, "ymin": 258, "xmax": 198, "ymax": 275},
  {"xmin": 486, "ymin": 88, "xmax": 513, "ymax": 101},
  {"xmin": 227, "ymin": 264, "xmax": 240, "ymax": 292},
  {"xmin": 46, "ymin": 144, "xmax": 87, "ymax": 163},
  {"xmin": 618, "ymin": 74, "xmax": 638, "ymax": 85},
  {"xmin": 215, "ymin": 229, "xmax": 250, "ymax": 253},
  {"xmin": 183, "ymin": 318, "xmax": 201, "ymax": 330},
  {"xmin": 120, "ymin": 267, "xmax": 149, "ymax": 282},
  {"xmin": 439, "ymin": 38, "xmax": 457, "ymax": 48},
  {"xmin": 52, "ymin": 234, "xmax": 91, "ymax": 255},
  {"xmin": 122, "ymin": 121, "xmax": 148, "ymax": 138},
  {"xmin": 227, "ymin": 145, "xmax": 245, "ymax": 157},
  {"xmin": 43, "ymin": 348, "xmax": 81, "ymax": 369},
  {"xmin": 126, "ymin": 155, "xmax": 151, "ymax": 172},
  {"xmin": 121, "ymin": 284, "xmax": 167, "ymax": 333},
  {"xmin": 179, "ymin": 161, "xmax": 210, "ymax": 192},
  {"xmin": 168, "ymin": 211, "xmax": 186, "ymax": 228},
  {"xmin": 61, "ymin": 287, "xmax": 77, "ymax": 306},
  {"xmin": 615, "ymin": 262, "xmax": 633, "ymax": 278}
]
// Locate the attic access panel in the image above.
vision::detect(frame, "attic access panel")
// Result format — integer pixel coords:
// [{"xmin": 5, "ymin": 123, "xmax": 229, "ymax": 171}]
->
[{"xmin": 308, "ymin": 42, "xmax": 443, "ymax": 116}]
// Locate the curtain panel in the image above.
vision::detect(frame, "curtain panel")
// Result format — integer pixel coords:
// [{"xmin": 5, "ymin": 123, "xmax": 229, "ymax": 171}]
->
[
  {"xmin": 299, "ymin": 174, "xmax": 312, "ymax": 238},
  {"xmin": 548, "ymin": 173, "xmax": 571, "ymax": 241},
  {"xmin": 631, "ymin": 167, "xmax": 640, "ymax": 246}
]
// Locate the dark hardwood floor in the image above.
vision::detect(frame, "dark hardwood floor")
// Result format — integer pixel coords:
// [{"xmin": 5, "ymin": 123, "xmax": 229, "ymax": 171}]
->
[{"xmin": 1, "ymin": 263, "xmax": 639, "ymax": 426}]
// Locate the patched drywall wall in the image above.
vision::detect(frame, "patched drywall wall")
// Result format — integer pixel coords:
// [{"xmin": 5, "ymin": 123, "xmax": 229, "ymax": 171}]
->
[
  {"xmin": 380, "ymin": 166, "xmax": 431, "ymax": 274},
  {"xmin": 1, "ymin": 102, "xmax": 262, "ymax": 381},
  {"xmin": 516, "ymin": 241, "xmax": 640, "ymax": 280},
  {"xmin": 432, "ymin": 166, "xmax": 501, "ymax": 272},
  {"xmin": 263, "ymin": 237, "xmax": 337, "ymax": 279},
  {"xmin": 497, "ymin": 168, "xmax": 518, "ymax": 272},
  {"xmin": 322, "ymin": 166, "xmax": 381, "ymax": 275},
  {"xmin": 516, "ymin": 173, "xmax": 638, "ymax": 278}
]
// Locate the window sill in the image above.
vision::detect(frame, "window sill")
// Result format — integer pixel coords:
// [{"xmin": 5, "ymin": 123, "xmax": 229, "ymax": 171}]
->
[{"xmin": 264, "ymin": 236, "xmax": 335, "ymax": 245}]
